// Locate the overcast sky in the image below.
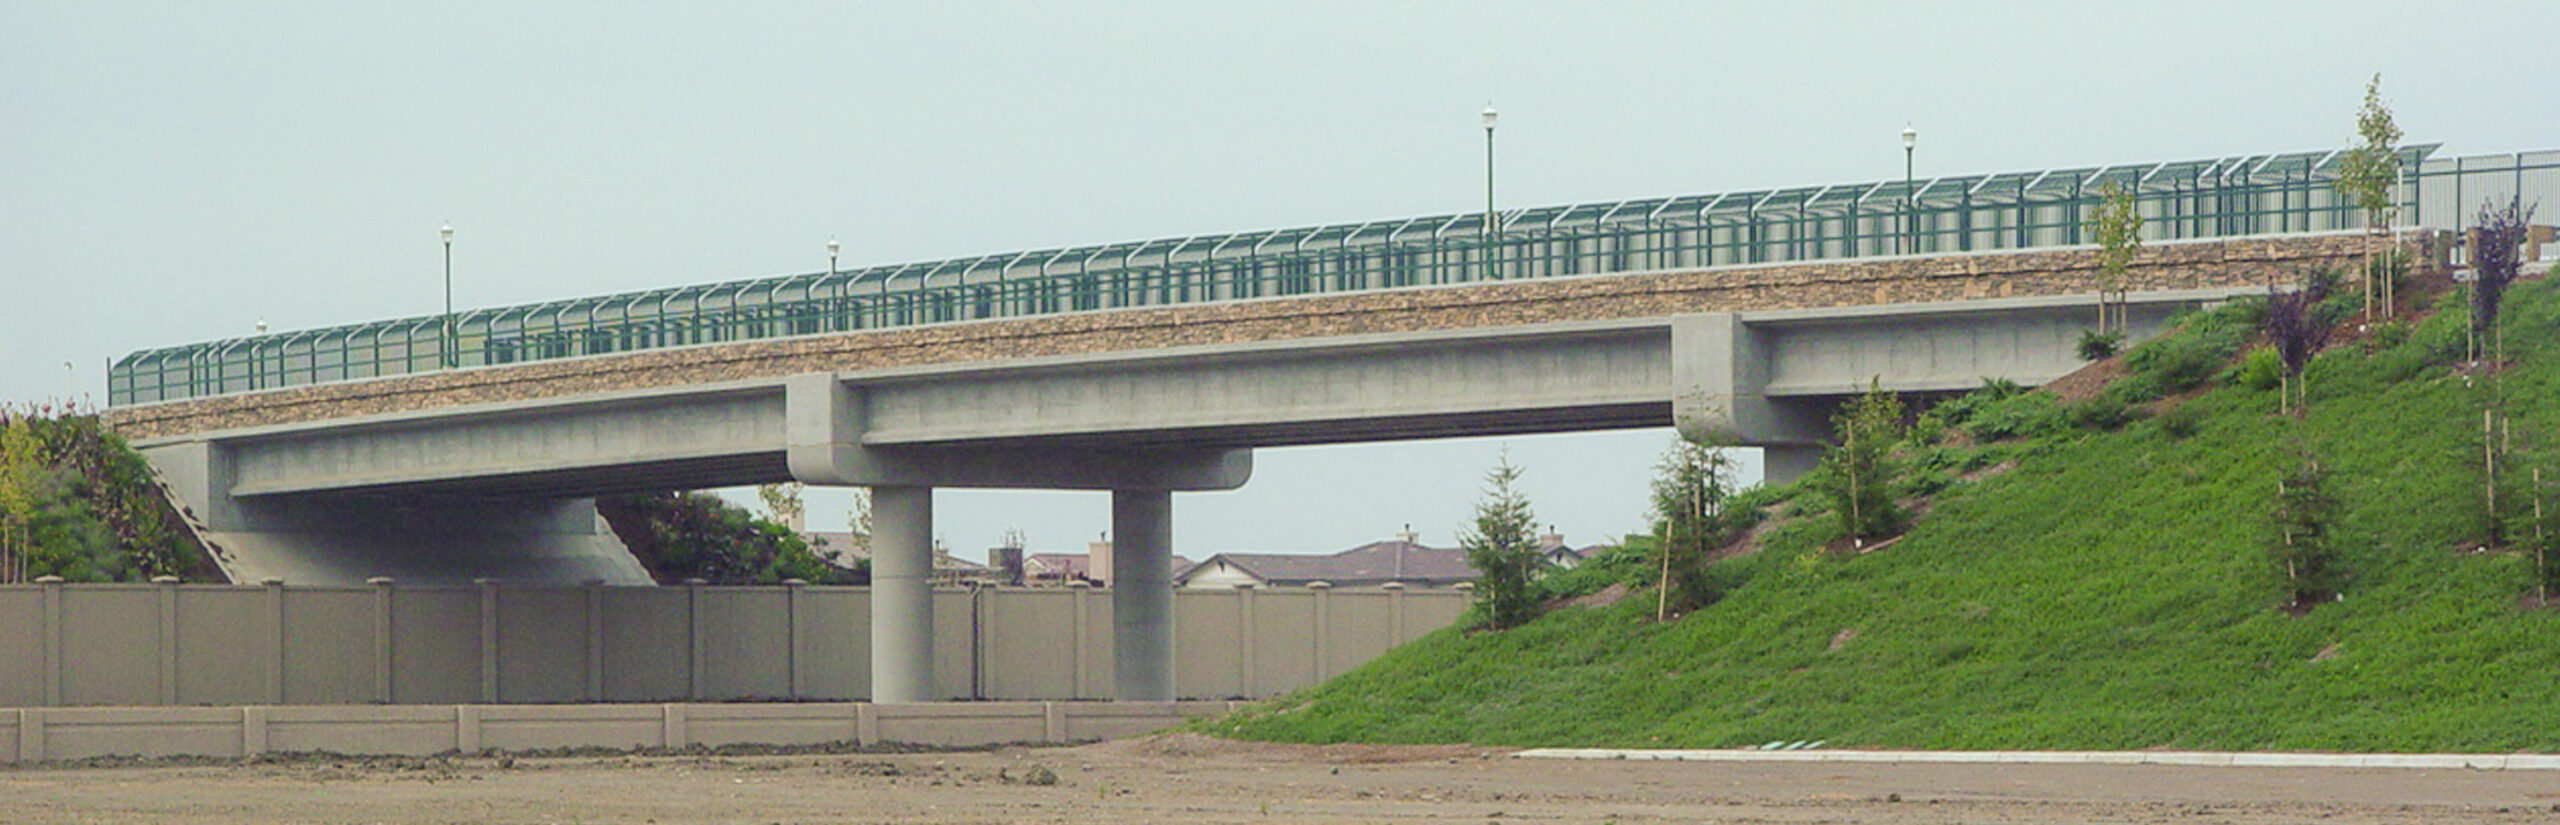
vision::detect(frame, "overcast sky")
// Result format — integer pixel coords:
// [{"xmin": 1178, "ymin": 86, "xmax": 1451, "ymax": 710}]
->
[{"xmin": 5, "ymin": 2, "xmax": 2555, "ymax": 561}]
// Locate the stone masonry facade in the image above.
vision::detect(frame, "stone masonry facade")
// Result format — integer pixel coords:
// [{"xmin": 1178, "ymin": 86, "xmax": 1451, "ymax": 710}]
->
[{"xmin": 107, "ymin": 232, "xmax": 2393, "ymax": 440}]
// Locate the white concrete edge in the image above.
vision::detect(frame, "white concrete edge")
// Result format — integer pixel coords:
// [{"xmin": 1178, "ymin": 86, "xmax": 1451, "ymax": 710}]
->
[{"xmin": 1512, "ymin": 747, "xmax": 2560, "ymax": 770}]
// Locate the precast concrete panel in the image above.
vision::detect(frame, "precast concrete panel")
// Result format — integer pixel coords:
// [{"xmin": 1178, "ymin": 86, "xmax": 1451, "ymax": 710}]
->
[
  {"xmin": 791, "ymin": 589, "xmax": 865, "ymax": 701},
  {"xmin": 979, "ymin": 589, "xmax": 1077, "ymax": 700},
  {"xmin": 0, "ymin": 591, "xmax": 44, "ymax": 706},
  {"xmin": 389, "ymin": 588, "xmax": 483, "ymax": 704},
  {"xmin": 280, "ymin": 589, "xmax": 376, "ymax": 705},
  {"xmin": 44, "ymin": 707, "xmax": 242, "ymax": 759},
  {"xmin": 699, "ymin": 589, "xmax": 790, "ymax": 700},
  {"xmin": 496, "ymin": 589, "xmax": 588, "ymax": 703},
  {"xmin": 57, "ymin": 588, "xmax": 155, "ymax": 706},
  {"xmin": 1403, "ymin": 593, "xmax": 1469, "ymax": 639},
  {"xmin": 1175, "ymin": 591, "xmax": 1244, "ymax": 700},
  {"xmin": 597, "ymin": 587, "xmax": 690, "ymax": 702},
  {"xmin": 173, "ymin": 588, "xmax": 271, "ymax": 705},
  {"xmin": 1078, "ymin": 596, "xmax": 1116, "ymax": 700},
  {"xmin": 933, "ymin": 590, "xmax": 977, "ymax": 701},
  {"xmin": 477, "ymin": 705, "xmax": 662, "ymax": 752},
  {"xmin": 1323, "ymin": 593, "xmax": 1397, "ymax": 678},
  {"xmin": 1249, "ymin": 592, "xmax": 1319, "ymax": 696},
  {"xmin": 266, "ymin": 705, "xmax": 460, "ymax": 755}
]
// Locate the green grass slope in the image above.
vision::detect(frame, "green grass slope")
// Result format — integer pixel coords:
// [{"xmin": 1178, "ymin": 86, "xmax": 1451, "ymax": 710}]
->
[{"xmin": 1215, "ymin": 268, "xmax": 2560, "ymax": 753}]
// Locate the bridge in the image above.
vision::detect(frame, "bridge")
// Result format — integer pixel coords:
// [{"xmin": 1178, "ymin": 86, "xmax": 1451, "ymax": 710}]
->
[{"xmin": 101, "ymin": 146, "xmax": 2555, "ymax": 702}]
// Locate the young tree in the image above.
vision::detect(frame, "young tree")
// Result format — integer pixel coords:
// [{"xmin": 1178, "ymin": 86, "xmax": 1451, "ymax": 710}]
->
[
  {"xmin": 1459, "ymin": 455, "xmax": 1543, "ymax": 631},
  {"xmin": 2270, "ymin": 449, "xmax": 2346, "ymax": 609},
  {"xmin": 2086, "ymin": 181, "xmax": 2144, "ymax": 335},
  {"xmin": 2468, "ymin": 197, "xmax": 2536, "ymax": 364},
  {"xmin": 0, "ymin": 415, "xmax": 38, "ymax": 583},
  {"xmin": 755, "ymin": 481, "xmax": 807, "ymax": 532},
  {"xmin": 2262, "ymin": 278, "xmax": 2336, "ymax": 414},
  {"xmin": 1818, "ymin": 380, "xmax": 1907, "ymax": 547},
  {"xmin": 2335, "ymin": 74, "xmax": 2403, "ymax": 318},
  {"xmin": 1649, "ymin": 433, "xmax": 1738, "ymax": 620}
]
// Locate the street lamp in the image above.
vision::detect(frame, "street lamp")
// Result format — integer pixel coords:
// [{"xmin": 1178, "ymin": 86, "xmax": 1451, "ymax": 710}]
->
[
  {"xmin": 1900, "ymin": 124, "xmax": 1918, "ymax": 255},
  {"xmin": 827, "ymin": 237, "xmax": 841, "ymax": 277},
  {"xmin": 1482, "ymin": 103, "xmax": 1498, "ymax": 281},
  {"xmin": 440, "ymin": 223, "xmax": 455, "ymax": 368}
]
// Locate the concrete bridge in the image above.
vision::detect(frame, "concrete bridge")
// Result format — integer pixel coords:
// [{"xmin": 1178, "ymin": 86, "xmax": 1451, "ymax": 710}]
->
[{"xmin": 105, "ymin": 229, "xmax": 2372, "ymax": 703}]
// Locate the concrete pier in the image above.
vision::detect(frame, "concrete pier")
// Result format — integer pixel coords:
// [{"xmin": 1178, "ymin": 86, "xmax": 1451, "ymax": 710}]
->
[
  {"xmin": 1110, "ymin": 489, "xmax": 1175, "ymax": 701},
  {"xmin": 868, "ymin": 485, "xmax": 934, "ymax": 703}
]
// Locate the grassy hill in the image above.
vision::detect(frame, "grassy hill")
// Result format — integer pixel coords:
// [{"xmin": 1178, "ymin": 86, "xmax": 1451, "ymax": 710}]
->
[{"xmin": 1212, "ymin": 262, "xmax": 2560, "ymax": 753}]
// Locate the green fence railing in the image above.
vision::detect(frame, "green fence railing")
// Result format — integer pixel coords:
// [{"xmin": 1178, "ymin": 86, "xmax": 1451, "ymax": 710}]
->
[{"xmin": 109, "ymin": 145, "xmax": 2559, "ymax": 406}]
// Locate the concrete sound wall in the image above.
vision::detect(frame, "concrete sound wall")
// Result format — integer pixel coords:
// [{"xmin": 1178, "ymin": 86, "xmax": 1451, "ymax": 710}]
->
[
  {"xmin": 0, "ymin": 701, "xmax": 1239, "ymax": 763},
  {"xmin": 0, "ymin": 581, "xmax": 1466, "ymax": 707}
]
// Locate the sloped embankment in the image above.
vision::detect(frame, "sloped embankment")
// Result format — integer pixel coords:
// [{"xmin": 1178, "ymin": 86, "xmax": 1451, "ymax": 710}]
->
[{"xmin": 1213, "ymin": 264, "xmax": 2560, "ymax": 753}]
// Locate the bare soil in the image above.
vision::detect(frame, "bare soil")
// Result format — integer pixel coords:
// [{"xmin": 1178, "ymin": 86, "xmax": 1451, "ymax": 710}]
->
[{"xmin": 6, "ymin": 733, "xmax": 2557, "ymax": 824}]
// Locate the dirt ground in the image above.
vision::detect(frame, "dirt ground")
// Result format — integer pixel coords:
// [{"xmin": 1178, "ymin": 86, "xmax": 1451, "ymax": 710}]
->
[{"xmin": 6, "ymin": 734, "xmax": 2559, "ymax": 824}]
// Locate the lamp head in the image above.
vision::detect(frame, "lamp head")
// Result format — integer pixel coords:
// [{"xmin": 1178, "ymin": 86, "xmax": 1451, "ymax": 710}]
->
[
  {"xmin": 1481, "ymin": 104, "xmax": 1497, "ymax": 130},
  {"xmin": 1901, "ymin": 124, "xmax": 1917, "ymax": 150}
]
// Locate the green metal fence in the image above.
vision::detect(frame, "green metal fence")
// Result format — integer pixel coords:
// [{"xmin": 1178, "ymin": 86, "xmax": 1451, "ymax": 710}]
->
[{"xmin": 109, "ymin": 146, "xmax": 2559, "ymax": 406}]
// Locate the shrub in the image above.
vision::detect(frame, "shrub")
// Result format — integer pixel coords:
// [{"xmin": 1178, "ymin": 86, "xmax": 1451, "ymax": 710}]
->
[
  {"xmin": 1963, "ymin": 392, "xmax": 2067, "ymax": 442},
  {"xmin": 2076, "ymin": 329, "xmax": 2125, "ymax": 361},
  {"xmin": 2068, "ymin": 394, "xmax": 2142, "ymax": 432},
  {"xmin": 2226, "ymin": 347, "xmax": 2284, "ymax": 392},
  {"xmin": 2155, "ymin": 405, "xmax": 2204, "ymax": 440},
  {"xmin": 2124, "ymin": 308, "xmax": 2251, "ymax": 396}
]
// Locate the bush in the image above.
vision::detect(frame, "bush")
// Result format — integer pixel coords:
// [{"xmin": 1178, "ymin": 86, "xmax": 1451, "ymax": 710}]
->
[
  {"xmin": 1962, "ymin": 391, "xmax": 2066, "ymax": 442},
  {"xmin": 2067, "ymin": 393, "xmax": 2143, "ymax": 432},
  {"xmin": 2125, "ymin": 306, "xmax": 2254, "ymax": 395},
  {"xmin": 2155, "ymin": 405, "xmax": 2204, "ymax": 440},
  {"xmin": 2226, "ymin": 347, "xmax": 2284, "ymax": 392},
  {"xmin": 2076, "ymin": 329, "xmax": 2125, "ymax": 361}
]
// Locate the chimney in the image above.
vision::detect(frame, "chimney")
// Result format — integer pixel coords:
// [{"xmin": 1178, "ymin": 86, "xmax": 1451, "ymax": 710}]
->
[
  {"xmin": 1394, "ymin": 523, "xmax": 1419, "ymax": 544},
  {"xmin": 1539, "ymin": 526, "xmax": 1565, "ymax": 553},
  {"xmin": 1088, "ymin": 536, "xmax": 1113, "ymax": 587}
]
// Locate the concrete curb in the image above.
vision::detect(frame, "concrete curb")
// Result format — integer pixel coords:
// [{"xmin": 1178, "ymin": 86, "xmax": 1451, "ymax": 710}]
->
[{"xmin": 1512, "ymin": 748, "xmax": 2560, "ymax": 771}]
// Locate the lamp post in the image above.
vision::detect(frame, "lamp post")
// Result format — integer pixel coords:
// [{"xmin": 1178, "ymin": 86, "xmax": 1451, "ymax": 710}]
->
[
  {"xmin": 1900, "ymin": 125, "xmax": 1917, "ymax": 255},
  {"xmin": 827, "ymin": 237, "xmax": 840, "ymax": 277},
  {"xmin": 1482, "ymin": 104, "xmax": 1499, "ymax": 281},
  {"xmin": 439, "ymin": 223, "xmax": 455, "ymax": 368}
]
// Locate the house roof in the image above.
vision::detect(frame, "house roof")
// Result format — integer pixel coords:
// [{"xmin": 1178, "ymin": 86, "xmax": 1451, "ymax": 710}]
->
[{"xmin": 1183, "ymin": 540, "xmax": 1479, "ymax": 587}]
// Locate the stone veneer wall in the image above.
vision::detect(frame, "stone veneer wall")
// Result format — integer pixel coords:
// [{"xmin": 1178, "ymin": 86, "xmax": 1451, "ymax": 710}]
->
[{"xmin": 107, "ymin": 233, "xmax": 2377, "ymax": 440}]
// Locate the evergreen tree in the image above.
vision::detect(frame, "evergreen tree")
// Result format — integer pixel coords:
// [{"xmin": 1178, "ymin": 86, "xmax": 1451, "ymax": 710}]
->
[
  {"xmin": 2270, "ymin": 450, "xmax": 2346, "ymax": 609},
  {"xmin": 1649, "ymin": 433, "xmax": 1738, "ymax": 619},
  {"xmin": 1818, "ymin": 381, "xmax": 1907, "ymax": 547},
  {"xmin": 1459, "ymin": 456, "xmax": 1543, "ymax": 630}
]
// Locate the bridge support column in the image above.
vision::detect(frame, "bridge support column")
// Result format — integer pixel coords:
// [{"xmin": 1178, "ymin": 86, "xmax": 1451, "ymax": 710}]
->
[
  {"xmin": 1111, "ymin": 489, "xmax": 1175, "ymax": 701},
  {"xmin": 870, "ymin": 485, "xmax": 935, "ymax": 703}
]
